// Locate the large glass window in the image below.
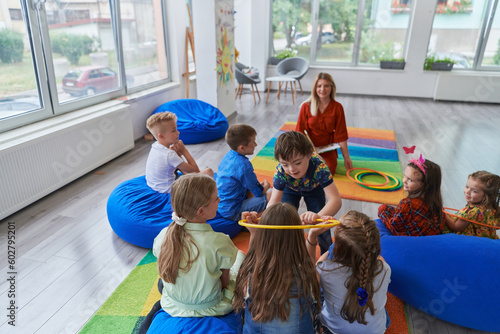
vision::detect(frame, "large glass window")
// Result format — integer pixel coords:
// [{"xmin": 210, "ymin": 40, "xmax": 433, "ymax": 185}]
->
[
  {"xmin": 426, "ymin": 0, "xmax": 490, "ymax": 69},
  {"xmin": 120, "ymin": 0, "xmax": 169, "ymax": 90},
  {"xmin": 272, "ymin": 0, "xmax": 312, "ymax": 60},
  {"xmin": 480, "ymin": 1, "xmax": 500, "ymax": 68},
  {"xmin": 426, "ymin": 0, "xmax": 500, "ymax": 71},
  {"xmin": 358, "ymin": 0, "xmax": 412, "ymax": 64},
  {"xmin": 271, "ymin": 0, "xmax": 412, "ymax": 66},
  {"xmin": 0, "ymin": 1, "xmax": 47, "ymax": 127},
  {"xmin": 0, "ymin": 0, "xmax": 170, "ymax": 133}
]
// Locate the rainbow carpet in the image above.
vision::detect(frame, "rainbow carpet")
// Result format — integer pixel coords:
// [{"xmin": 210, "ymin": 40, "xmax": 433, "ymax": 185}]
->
[
  {"xmin": 252, "ymin": 122, "xmax": 405, "ymax": 205},
  {"xmin": 80, "ymin": 233, "xmax": 409, "ymax": 334}
]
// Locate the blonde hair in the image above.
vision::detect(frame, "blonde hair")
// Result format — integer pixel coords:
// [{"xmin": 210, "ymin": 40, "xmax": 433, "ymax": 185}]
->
[
  {"xmin": 469, "ymin": 171, "xmax": 500, "ymax": 218},
  {"xmin": 331, "ymin": 210, "xmax": 386, "ymax": 325},
  {"xmin": 306, "ymin": 72, "xmax": 336, "ymax": 117},
  {"xmin": 146, "ymin": 112, "xmax": 177, "ymax": 140},
  {"xmin": 157, "ymin": 174, "xmax": 217, "ymax": 284},
  {"xmin": 233, "ymin": 203, "xmax": 321, "ymax": 323}
]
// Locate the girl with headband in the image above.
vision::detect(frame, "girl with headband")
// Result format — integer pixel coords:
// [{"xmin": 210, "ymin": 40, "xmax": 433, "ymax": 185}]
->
[{"xmin": 378, "ymin": 154, "xmax": 445, "ymax": 236}]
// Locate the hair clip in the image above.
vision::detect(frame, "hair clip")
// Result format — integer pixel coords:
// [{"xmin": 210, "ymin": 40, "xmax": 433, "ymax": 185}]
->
[
  {"xmin": 172, "ymin": 212, "xmax": 187, "ymax": 226},
  {"xmin": 356, "ymin": 287, "xmax": 368, "ymax": 306},
  {"xmin": 409, "ymin": 153, "xmax": 426, "ymax": 175}
]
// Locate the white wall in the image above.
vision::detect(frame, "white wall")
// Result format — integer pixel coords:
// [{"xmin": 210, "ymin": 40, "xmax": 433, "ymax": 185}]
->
[{"xmin": 239, "ymin": 0, "xmax": 500, "ymax": 103}]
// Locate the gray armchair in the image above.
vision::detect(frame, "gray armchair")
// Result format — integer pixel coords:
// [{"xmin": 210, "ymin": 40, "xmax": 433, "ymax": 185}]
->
[
  {"xmin": 276, "ymin": 57, "xmax": 309, "ymax": 95},
  {"xmin": 235, "ymin": 62, "xmax": 261, "ymax": 104}
]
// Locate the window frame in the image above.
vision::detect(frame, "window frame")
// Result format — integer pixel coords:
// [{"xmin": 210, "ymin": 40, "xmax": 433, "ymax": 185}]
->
[{"xmin": 0, "ymin": 0, "xmax": 172, "ymax": 133}]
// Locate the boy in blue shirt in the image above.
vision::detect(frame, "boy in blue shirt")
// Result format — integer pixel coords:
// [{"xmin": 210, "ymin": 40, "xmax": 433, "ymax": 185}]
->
[
  {"xmin": 268, "ymin": 131, "xmax": 342, "ymax": 253},
  {"xmin": 217, "ymin": 124, "xmax": 270, "ymax": 221}
]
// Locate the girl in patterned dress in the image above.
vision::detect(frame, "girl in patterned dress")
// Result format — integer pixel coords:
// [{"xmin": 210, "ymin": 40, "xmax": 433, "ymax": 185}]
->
[
  {"xmin": 378, "ymin": 155, "xmax": 445, "ymax": 236},
  {"xmin": 445, "ymin": 171, "xmax": 500, "ymax": 239}
]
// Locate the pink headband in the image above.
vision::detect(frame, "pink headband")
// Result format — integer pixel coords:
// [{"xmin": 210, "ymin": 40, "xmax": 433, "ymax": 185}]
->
[{"xmin": 409, "ymin": 154, "xmax": 426, "ymax": 175}]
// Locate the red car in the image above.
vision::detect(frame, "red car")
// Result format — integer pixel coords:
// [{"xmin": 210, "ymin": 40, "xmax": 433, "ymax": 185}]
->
[{"xmin": 62, "ymin": 66, "xmax": 119, "ymax": 96}]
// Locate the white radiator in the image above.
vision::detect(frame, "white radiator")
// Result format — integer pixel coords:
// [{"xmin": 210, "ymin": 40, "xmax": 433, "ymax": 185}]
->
[
  {"xmin": 0, "ymin": 104, "xmax": 134, "ymax": 220},
  {"xmin": 434, "ymin": 72, "xmax": 500, "ymax": 103}
]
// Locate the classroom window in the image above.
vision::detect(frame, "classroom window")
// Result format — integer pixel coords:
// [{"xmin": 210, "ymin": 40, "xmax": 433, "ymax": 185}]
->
[
  {"xmin": 426, "ymin": 0, "xmax": 499, "ymax": 70},
  {"xmin": 0, "ymin": 0, "xmax": 171, "ymax": 133},
  {"xmin": 271, "ymin": 0, "xmax": 412, "ymax": 66}
]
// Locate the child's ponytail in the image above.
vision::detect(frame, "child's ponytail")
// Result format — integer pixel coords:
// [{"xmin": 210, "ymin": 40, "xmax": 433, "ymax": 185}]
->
[
  {"xmin": 157, "ymin": 174, "xmax": 216, "ymax": 283},
  {"xmin": 157, "ymin": 221, "xmax": 199, "ymax": 284},
  {"xmin": 333, "ymin": 211, "xmax": 385, "ymax": 325}
]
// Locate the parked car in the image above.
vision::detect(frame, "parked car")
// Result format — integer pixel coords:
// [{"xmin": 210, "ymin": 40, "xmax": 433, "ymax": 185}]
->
[
  {"xmin": 294, "ymin": 32, "xmax": 338, "ymax": 46},
  {"xmin": 62, "ymin": 66, "xmax": 119, "ymax": 96},
  {"xmin": 0, "ymin": 97, "xmax": 40, "ymax": 118}
]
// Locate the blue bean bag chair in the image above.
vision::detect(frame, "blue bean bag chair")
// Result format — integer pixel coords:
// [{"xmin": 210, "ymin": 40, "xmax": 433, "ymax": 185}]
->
[
  {"xmin": 376, "ymin": 219, "xmax": 500, "ymax": 332},
  {"xmin": 148, "ymin": 309, "xmax": 242, "ymax": 334},
  {"xmin": 107, "ymin": 176, "xmax": 242, "ymax": 248},
  {"xmin": 153, "ymin": 99, "xmax": 228, "ymax": 144}
]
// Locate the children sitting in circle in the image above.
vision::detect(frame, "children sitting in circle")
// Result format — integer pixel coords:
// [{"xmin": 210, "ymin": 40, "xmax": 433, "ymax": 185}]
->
[
  {"xmin": 378, "ymin": 154, "xmax": 445, "ymax": 236},
  {"xmin": 233, "ymin": 203, "xmax": 321, "ymax": 334},
  {"xmin": 145, "ymin": 112, "xmax": 213, "ymax": 193},
  {"xmin": 268, "ymin": 131, "xmax": 342, "ymax": 253},
  {"xmin": 217, "ymin": 124, "xmax": 270, "ymax": 222},
  {"xmin": 445, "ymin": 170, "xmax": 500, "ymax": 239},
  {"xmin": 307, "ymin": 210, "xmax": 392, "ymax": 334},
  {"xmin": 147, "ymin": 174, "xmax": 244, "ymax": 332}
]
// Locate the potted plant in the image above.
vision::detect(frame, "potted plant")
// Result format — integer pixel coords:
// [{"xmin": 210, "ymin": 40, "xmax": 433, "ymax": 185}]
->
[
  {"xmin": 424, "ymin": 55, "xmax": 455, "ymax": 71},
  {"xmin": 380, "ymin": 58, "xmax": 405, "ymax": 70},
  {"xmin": 268, "ymin": 48, "xmax": 298, "ymax": 65}
]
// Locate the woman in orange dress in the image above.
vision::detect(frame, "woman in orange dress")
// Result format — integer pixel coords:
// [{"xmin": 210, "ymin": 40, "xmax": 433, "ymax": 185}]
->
[{"xmin": 295, "ymin": 73, "xmax": 353, "ymax": 175}]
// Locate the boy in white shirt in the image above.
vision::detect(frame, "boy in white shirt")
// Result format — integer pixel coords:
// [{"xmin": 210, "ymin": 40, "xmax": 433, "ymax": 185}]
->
[{"xmin": 145, "ymin": 112, "xmax": 213, "ymax": 193}]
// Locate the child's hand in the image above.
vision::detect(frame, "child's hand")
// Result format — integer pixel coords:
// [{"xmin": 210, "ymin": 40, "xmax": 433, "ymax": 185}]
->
[
  {"xmin": 241, "ymin": 211, "xmax": 259, "ymax": 224},
  {"xmin": 320, "ymin": 215, "xmax": 336, "ymax": 222},
  {"xmin": 261, "ymin": 180, "xmax": 270, "ymax": 193},
  {"xmin": 170, "ymin": 140, "xmax": 187, "ymax": 156},
  {"xmin": 300, "ymin": 211, "xmax": 320, "ymax": 225}
]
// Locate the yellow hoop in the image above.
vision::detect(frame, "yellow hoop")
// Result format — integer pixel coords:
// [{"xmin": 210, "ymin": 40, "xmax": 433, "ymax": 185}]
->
[{"xmin": 238, "ymin": 218, "xmax": 341, "ymax": 229}]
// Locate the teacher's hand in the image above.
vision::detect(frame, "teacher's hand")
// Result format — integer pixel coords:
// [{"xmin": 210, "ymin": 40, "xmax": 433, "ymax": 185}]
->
[{"xmin": 344, "ymin": 157, "xmax": 353, "ymax": 170}]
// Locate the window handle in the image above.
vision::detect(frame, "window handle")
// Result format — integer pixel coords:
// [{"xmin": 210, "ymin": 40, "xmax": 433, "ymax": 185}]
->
[{"xmin": 31, "ymin": 0, "xmax": 47, "ymax": 10}]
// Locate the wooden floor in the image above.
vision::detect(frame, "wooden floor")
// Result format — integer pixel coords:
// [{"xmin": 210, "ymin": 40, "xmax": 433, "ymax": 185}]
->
[{"xmin": 1, "ymin": 90, "xmax": 499, "ymax": 334}]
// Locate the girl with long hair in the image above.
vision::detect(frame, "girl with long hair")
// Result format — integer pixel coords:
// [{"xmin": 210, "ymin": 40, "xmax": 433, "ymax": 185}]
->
[
  {"xmin": 307, "ymin": 210, "xmax": 391, "ymax": 333},
  {"xmin": 378, "ymin": 155, "xmax": 445, "ymax": 236},
  {"xmin": 446, "ymin": 170, "xmax": 500, "ymax": 239},
  {"xmin": 233, "ymin": 203, "xmax": 321, "ymax": 333},
  {"xmin": 152, "ymin": 174, "xmax": 244, "ymax": 320}
]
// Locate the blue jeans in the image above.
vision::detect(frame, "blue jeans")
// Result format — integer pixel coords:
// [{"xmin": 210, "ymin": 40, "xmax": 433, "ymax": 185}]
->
[
  {"xmin": 228, "ymin": 194, "xmax": 268, "ymax": 222},
  {"xmin": 282, "ymin": 186, "xmax": 332, "ymax": 254},
  {"xmin": 243, "ymin": 285, "xmax": 315, "ymax": 334}
]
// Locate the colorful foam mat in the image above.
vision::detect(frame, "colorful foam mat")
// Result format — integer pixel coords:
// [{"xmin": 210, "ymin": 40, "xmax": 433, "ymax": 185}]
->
[
  {"xmin": 80, "ymin": 232, "xmax": 409, "ymax": 334},
  {"xmin": 252, "ymin": 122, "xmax": 405, "ymax": 205}
]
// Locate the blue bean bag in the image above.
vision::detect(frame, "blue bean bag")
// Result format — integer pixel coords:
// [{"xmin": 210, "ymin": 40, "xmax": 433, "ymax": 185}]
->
[
  {"xmin": 107, "ymin": 176, "xmax": 242, "ymax": 248},
  {"xmin": 148, "ymin": 309, "xmax": 242, "ymax": 334},
  {"xmin": 377, "ymin": 219, "xmax": 500, "ymax": 332},
  {"xmin": 153, "ymin": 99, "xmax": 228, "ymax": 144}
]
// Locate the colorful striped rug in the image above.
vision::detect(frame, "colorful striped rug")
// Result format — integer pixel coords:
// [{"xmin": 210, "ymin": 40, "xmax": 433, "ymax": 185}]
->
[
  {"xmin": 80, "ymin": 232, "xmax": 409, "ymax": 334},
  {"xmin": 252, "ymin": 122, "xmax": 405, "ymax": 205}
]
